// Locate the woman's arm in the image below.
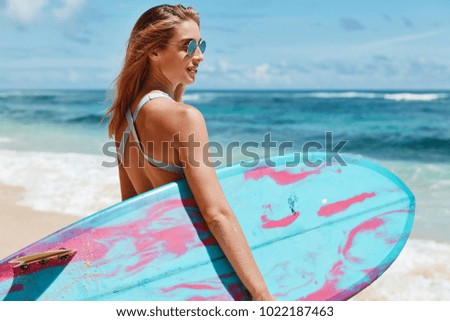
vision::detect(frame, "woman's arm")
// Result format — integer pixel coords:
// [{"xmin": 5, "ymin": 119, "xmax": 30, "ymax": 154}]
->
[
  {"xmin": 116, "ymin": 141, "xmax": 138, "ymax": 201},
  {"xmin": 175, "ymin": 106, "xmax": 275, "ymax": 300}
]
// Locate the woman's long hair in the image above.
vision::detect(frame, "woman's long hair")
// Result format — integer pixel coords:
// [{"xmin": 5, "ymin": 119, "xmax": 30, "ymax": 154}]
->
[{"xmin": 103, "ymin": 4, "xmax": 200, "ymax": 138}]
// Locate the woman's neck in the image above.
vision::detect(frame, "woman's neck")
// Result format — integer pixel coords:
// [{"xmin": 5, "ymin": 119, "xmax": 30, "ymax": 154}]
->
[
  {"xmin": 142, "ymin": 85, "xmax": 174, "ymax": 98},
  {"xmin": 142, "ymin": 72, "xmax": 176, "ymax": 98}
]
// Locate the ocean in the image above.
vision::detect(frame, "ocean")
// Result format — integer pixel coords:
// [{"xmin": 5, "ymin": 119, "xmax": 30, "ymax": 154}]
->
[{"xmin": 0, "ymin": 89, "xmax": 449, "ymax": 300}]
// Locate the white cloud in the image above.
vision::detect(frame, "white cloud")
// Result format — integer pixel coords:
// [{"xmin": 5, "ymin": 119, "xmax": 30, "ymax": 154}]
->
[
  {"xmin": 2, "ymin": 0, "xmax": 86, "ymax": 24},
  {"xmin": 198, "ymin": 60, "xmax": 298, "ymax": 88},
  {"xmin": 250, "ymin": 64, "xmax": 271, "ymax": 82},
  {"xmin": 3, "ymin": 0, "xmax": 49, "ymax": 24},
  {"xmin": 53, "ymin": 0, "xmax": 86, "ymax": 22}
]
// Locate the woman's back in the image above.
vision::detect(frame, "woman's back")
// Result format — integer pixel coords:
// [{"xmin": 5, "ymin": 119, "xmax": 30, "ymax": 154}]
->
[{"xmin": 114, "ymin": 91, "xmax": 187, "ymax": 199}]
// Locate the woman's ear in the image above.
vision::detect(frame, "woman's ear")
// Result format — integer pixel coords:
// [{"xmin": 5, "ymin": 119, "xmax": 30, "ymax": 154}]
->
[{"xmin": 148, "ymin": 50, "xmax": 159, "ymax": 61}]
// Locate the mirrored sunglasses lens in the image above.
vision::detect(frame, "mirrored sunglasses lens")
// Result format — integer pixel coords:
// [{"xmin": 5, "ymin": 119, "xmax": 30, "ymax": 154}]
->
[
  {"xmin": 199, "ymin": 40, "xmax": 206, "ymax": 54},
  {"xmin": 187, "ymin": 40, "xmax": 197, "ymax": 56}
]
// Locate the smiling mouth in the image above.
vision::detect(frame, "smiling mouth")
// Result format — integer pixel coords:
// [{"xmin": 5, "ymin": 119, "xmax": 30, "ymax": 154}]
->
[{"xmin": 187, "ymin": 67, "xmax": 197, "ymax": 73}]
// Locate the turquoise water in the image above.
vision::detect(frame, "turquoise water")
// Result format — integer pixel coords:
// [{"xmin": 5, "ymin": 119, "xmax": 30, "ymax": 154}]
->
[{"xmin": 0, "ymin": 89, "xmax": 449, "ymax": 162}]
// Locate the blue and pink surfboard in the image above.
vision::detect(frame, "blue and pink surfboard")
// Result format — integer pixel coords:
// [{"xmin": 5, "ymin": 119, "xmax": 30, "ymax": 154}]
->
[{"xmin": 0, "ymin": 153, "xmax": 415, "ymax": 300}]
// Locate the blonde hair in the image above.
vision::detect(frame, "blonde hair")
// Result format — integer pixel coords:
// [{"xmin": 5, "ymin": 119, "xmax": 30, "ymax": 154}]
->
[{"xmin": 104, "ymin": 4, "xmax": 200, "ymax": 138}]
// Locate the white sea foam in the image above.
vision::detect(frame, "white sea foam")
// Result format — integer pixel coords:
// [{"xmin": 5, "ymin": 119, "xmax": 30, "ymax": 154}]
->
[
  {"xmin": 353, "ymin": 239, "xmax": 450, "ymax": 300},
  {"xmin": 0, "ymin": 91, "xmax": 23, "ymax": 98},
  {"xmin": 0, "ymin": 149, "xmax": 120, "ymax": 217},
  {"xmin": 305, "ymin": 92, "xmax": 379, "ymax": 99},
  {"xmin": 291, "ymin": 91, "xmax": 447, "ymax": 101},
  {"xmin": 183, "ymin": 92, "xmax": 219, "ymax": 103},
  {"xmin": 383, "ymin": 93, "xmax": 447, "ymax": 101},
  {"xmin": 183, "ymin": 94, "xmax": 202, "ymax": 101},
  {"xmin": 0, "ymin": 90, "xmax": 61, "ymax": 98}
]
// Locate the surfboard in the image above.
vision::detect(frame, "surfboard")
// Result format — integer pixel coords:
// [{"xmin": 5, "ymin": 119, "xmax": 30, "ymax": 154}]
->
[{"xmin": 0, "ymin": 153, "xmax": 415, "ymax": 300}]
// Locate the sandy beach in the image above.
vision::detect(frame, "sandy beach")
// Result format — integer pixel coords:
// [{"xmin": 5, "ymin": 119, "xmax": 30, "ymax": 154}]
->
[{"xmin": 0, "ymin": 183, "xmax": 79, "ymax": 259}]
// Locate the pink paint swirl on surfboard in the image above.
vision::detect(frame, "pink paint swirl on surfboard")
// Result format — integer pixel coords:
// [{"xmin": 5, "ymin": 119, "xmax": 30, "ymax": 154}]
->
[
  {"xmin": 0, "ymin": 264, "xmax": 13, "ymax": 283},
  {"xmin": 261, "ymin": 212, "xmax": 300, "ymax": 229},
  {"xmin": 300, "ymin": 261, "xmax": 345, "ymax": 301},
  {"xmin": 339, "ymin": 209, "xmax": 412, "ymax": 262},
  {"xmin": 190, "ymin": 284, "xmax": 249, "ymax": 301},
  {"xmin": 163, "ymin": 273, "xmax": 250, "ymax": 301},
  {"xmin": 0, "ymin": 196, "xmax": 211, "ymax": 296},
  {"xmin": 274, "ymin": 271, "xmax": 316, "ymax": 298},
  {"xmin": 161, "ymin": 283, "xmax": 220, "ymax": 293},
  {"xmin": 8, "ymin": 197, "xmax": 201, "ymax": 279},
  {"xmin": 260, "ymin": 204, "xmax": 300, "ymax": 229},
  {"xmin": 318, "ymin": 192, "xmax": 376, "ymax": 217},
  {"xmin": 340, "ymin": 217, "xmax": 385, "ymax": 262},
  {"xmin": 244, "ymin": 164, "xmax": 326, "ymax": 185}
]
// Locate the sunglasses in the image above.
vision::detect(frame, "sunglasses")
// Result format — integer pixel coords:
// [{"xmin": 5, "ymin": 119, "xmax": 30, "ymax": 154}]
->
[
  {"xmin": 166, "ymin": 39, "xmax": 206, "ymax": 56},
  {"xmin": 186, "ymin": 39, "xmax": 206, "ymax": 56}
]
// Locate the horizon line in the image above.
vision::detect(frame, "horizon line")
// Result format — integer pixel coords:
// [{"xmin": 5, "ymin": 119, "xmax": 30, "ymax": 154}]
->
[{"xmin": 0, "ymin": 88, "xmax": 449, "ymax": 92}]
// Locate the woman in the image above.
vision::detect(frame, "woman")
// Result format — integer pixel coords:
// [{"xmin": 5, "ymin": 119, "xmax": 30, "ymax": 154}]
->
[{"xmin": 104, "ymin": 4, "xmax": 275, "ymax": 301}]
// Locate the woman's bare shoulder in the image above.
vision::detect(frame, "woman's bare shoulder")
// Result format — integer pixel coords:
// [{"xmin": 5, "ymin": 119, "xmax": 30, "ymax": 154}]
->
[
  {"xmin": 139, "ymin": 98, "xmax": 200, "ymax": 117},
  {"xmin": 178, "ymin": 102, "xmax": 204, "ymax": 122},
  {"xmin": 138, "ymin": 99, "xmax": 205, "ymax": 135}
]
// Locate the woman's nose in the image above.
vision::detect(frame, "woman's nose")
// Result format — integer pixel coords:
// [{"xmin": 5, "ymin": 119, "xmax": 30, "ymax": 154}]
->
[{"xmin": 193, "ymin": 47, "xmax": 204, "ymax": 62}]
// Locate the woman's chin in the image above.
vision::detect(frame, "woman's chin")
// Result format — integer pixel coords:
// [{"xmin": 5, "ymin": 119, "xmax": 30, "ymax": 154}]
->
[
  {"xmin": 183, "ymin": 77, "xmax": 195, "ymax": 85},
  {"xmin": 185, "ymin": 70, "xmax": 197, "ymax": 83}
]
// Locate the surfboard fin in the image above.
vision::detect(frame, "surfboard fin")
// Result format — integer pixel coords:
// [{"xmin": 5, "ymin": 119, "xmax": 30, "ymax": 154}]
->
[{"xmin": 8, "ymin": 248, "xmax": 77, "ymax": 270}]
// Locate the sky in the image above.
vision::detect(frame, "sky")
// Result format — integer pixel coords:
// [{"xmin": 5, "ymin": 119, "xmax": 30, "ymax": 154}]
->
[{"xmin": 1, "ymin": 0, "xmax": 449, "ymax": 90}]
